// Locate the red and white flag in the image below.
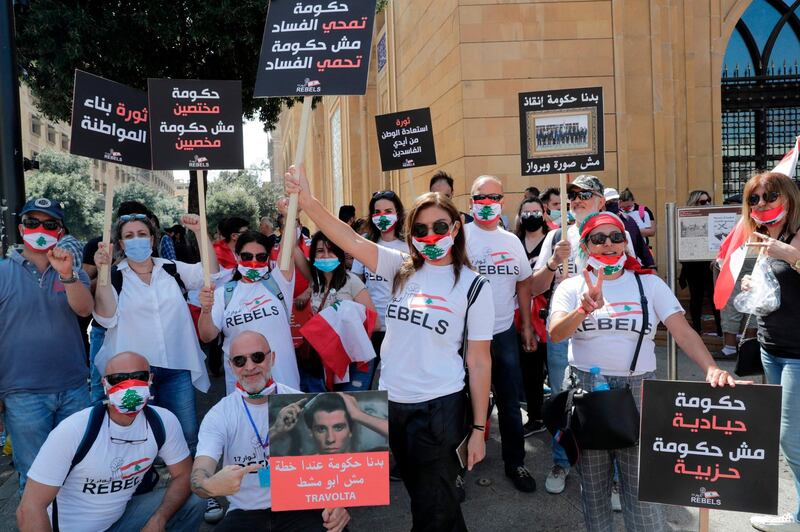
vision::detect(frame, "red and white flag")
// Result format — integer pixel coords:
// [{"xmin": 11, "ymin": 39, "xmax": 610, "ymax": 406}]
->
[
  {"xmin": 300, "ymin": 300, "xmax": 377, "ymax": 381},
  {"xmin": 713, "ymin": 135, "xmax": 799, "ymax": 309}
]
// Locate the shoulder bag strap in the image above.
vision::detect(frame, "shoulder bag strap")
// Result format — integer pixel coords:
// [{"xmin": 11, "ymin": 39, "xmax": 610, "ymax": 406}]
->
[
  {"xmin": 460, "ymin": 275, "xmax": 488, "ymax": 368},
  {"xmin": 630, "ymin": 272, "xmax": 649, "ymax": 374}
]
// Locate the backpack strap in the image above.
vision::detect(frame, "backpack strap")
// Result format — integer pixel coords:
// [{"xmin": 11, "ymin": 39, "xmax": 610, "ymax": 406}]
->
[
  {"xmin": 223, "ymin": 280, "xmax": 238, "ymax": 310},
  {"xmin": 143, "ymin": 405, "xmax": 166, "ymax": 450},
  {"xmin": 162, "ymin": 261, "xmax": 188, "ymax": 301},
  {"xmin": 70, "ymin": 404, "xmax": 106, "ymax": 474},
  {"xmin": 223, "ymin": 273, "xmax": 290, "ymax": 323},
  {"xmin": 638, "ymin": 204, "xmax": 646, "ymax": 219},
  {"xmin": 110, "ymin": 265, "xmax": 123, "ymax": 295},
  {"xmin": 550, "ymin": 228, "xmax": 562, "ymax": 253},
  {"xmin": 459, "ymin": 275, "xmax": 489, "ymax": 366}
]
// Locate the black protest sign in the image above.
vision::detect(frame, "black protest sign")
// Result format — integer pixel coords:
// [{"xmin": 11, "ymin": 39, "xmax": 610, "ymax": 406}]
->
[
  {"xmin": 254, "ymin": 0, "xmax": 377, "ymax": 97},
  {"xmin": 639, "ymin": 380, "xmax": 781, "ymax": 514},
  {"xmin": 375, "ymin": 108, "xmax": 436, "ymax": 171},
  {"xmin": 147, "ymin": 79, "xmax": 244, "ymax": 171},
  {"xmin": 70, "ymin": 70, "xmax": 151, "ymax": 169},
  {"xmin": 517, "ymin": 87, "xmax": 604, "ymax": 176}
]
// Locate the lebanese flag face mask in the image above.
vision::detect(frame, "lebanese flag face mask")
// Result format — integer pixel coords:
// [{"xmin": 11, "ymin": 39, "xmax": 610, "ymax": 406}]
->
[
  {"xmin": 750, "ymin": 204, "xmax": 786, "ymax": 226},
  {"xmin": 238, "ymin": 261, "xmax": 270, "ymax": 283},
  {"xmin": 472, "ymin": 200, "xmax": 502, "ymax": 225},
  {"xmin": 105, "ymin": 380, "xmax": 151, "ymax": 416},
  {"xmin": 412, "ymin": 233, "xmax": 454, "ymax": 262},
  {"xmin": 22, "ymin": 227, "xmax": 61, "ymax": 251},
  {"xmin": 372, "ymin": 213, "xmax": 398, "ymax": 233},
  {"xmin": 587, "ymin": 253, "xmax": 626, "ymax": 276}
]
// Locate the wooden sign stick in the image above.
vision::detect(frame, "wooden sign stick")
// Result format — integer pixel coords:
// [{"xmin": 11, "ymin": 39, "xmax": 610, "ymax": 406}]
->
[
  {"xmin": 698, "ymin": 508, "xmax": 710, "ymax": 532},
  {"xmin": 279, "ymin": 96, "xmax": 314, "ymax": 271},
  {"xmin": 559, "ymin": 173, "xmax": 569, "ymax": 273},
  {"xmin": 196, "ymin": 169, "xmax": 212, "ymax": 287},
  {"xmin": 97, "ymin": 177, "xmax": 116, "ymax": 287}
]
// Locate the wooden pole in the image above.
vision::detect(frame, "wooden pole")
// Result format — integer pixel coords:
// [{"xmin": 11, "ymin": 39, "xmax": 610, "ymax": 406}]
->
[
  {"xmin": 559, "ymin": 173, "xmax": 569, "ymax": 273},
  {"xmin": 97, "ymin": 177, "xmax": 115, "ymax": 287},
  {"xmin": 698, "ymin": 508, "xmax": 710, "ymax": 532},
  {"xmin": 196, "ymin": 170, "xmax": 211, "ymax": 287},
  {"xmin": 279, "ymin": 96, "xmax": 314, "ymax": 271}
]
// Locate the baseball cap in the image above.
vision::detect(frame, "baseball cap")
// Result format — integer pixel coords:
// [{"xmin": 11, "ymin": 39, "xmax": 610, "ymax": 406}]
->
[
  {"xmin": 569, "ymin": 174, "xmax": 604, "ymax": 194},
  {"xmin": 20, "ymin": 198, "xmax": 65, "ymax": 221},
  {"xmin": 603, "ymin": 187, "xmax": 620, "ymax": 201}
]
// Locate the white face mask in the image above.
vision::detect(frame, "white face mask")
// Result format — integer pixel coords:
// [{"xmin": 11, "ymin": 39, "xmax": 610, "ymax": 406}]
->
[
  {"xmin": 586, "ymin": 254, "xmax": 626, "ymax": 276},
  {"xmin": 372, "ymin": 213, "xmax": 398, "ymax": 233},
  {"xmin": 472, "ymin": 202, "xmax": 502, "ymax": 224},
  {"xmin": 104, "ymin": 380, "xmax": 152, "ymax": 416},
  {"xmin": 411, "ymin": 234, "xmax": 455, "ymax": 261}
]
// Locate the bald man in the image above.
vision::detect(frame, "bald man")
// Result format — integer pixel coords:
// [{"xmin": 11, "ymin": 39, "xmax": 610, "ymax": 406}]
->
[
  {"xmin": 17, "ymin": 352, "xmax": 203, "ymax": 532},
  {"xmin": 464, "ymin": 175, "xmax": 536, "ymax": 493},
  {"xmin": 192, "ymin": 331, "xmax": 350, "ymax": 531}
]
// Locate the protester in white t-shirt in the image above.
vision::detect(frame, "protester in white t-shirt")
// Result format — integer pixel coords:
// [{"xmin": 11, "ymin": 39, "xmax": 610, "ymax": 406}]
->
[
  {"xmin": 198, "ymin": 231, "xmax": 301, "ymax": 394},
  {"xmin": 464, "ymin": 175, "xmax": 536, "ymax": 492},
  {"xmin": 284, "ymin": 165, "xmax": 493, "ymax": 530},
  {"xmin": 548, "ymin": 212, "xmax": 735, "ymax": 532},
  {"xmin": 192, "ymin": 331, "xmax": 350, "ymax": 532},
  {"xmin": 618, "ymin": 188, "xmax": 656, "ymax": 239},
  {"xmin": 17, "ymin": 352, "xmax": 203, "ymax": 532}
]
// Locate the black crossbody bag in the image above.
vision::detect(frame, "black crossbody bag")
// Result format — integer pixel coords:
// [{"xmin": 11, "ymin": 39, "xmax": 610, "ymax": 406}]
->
[{"xmin": 542, "ymin": 272, "xmax": 647, "ymax": 465}]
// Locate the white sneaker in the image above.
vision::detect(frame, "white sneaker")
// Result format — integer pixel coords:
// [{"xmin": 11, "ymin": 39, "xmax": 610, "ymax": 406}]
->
[
  {"xmin": 611, "ymin": 482, "xmax": 622, "ymax": 512},
  {"xmin": 751, "ymin": 513, "xmax": 800, "ymax": 531},
  {"xmin": 545, "ymin": 464, "xmax": 568, "ymax": 494},
  {"xmin": 204, "ymin": 497, "xmax": 224, "ymax": 524}
]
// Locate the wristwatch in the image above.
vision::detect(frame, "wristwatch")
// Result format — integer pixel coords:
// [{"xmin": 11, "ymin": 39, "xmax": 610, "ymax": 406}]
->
[{"xmin": 59, "ymin": 271, "xmax": 79, "ymax": 284}]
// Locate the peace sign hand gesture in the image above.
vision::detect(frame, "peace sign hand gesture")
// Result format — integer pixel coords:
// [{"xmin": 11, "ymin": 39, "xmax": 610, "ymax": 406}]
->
[{"xmin": 580, "ymin": 270, "xmax": 605, "ymax": 314}]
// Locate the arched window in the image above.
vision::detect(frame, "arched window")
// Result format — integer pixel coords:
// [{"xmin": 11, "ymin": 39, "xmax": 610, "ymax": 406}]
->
[{"xmin": 722, "ymin": 0, "xmax": 800, "ymax": 197}]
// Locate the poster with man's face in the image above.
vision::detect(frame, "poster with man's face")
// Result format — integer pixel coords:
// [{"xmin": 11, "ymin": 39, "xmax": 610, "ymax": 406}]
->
[{"xmin": 268, "ymin": 391, "xmax": 389, "ymax": 510}]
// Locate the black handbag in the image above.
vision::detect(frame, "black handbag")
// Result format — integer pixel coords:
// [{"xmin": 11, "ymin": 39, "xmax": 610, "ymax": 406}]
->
[
  {"xmin": 734, "ymin": 314, "xmax": 763, "ymax": 377},
  {"xmin": 542, "ymin": 272, "xmax": 648, "ymax": 464}
]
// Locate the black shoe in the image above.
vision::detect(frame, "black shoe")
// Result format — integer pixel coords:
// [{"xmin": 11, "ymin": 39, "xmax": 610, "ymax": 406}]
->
[
  {"xmin": 523, "ymin": 420, "xmax": 547, "ymax": 438},
  {"xmin": 506, "ymin": 466, "xmax": 536, "ymax": 493},
  {"xmin": 455, "ymin": 473, "xmax": 466, "ymax": 502}
]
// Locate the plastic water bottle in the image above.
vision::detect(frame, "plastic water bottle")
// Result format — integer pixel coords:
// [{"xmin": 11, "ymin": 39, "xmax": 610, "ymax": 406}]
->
[{"xmin": 590, "ymin": 367, "xmax": 610, "ymax": 392}]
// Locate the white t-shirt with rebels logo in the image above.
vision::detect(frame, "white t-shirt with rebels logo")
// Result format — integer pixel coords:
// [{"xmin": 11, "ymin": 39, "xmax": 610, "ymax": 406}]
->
[
  {"xmin": 210, "ymin": 272, "xmax": 300, "ymax": 393},
  {"xmin": 27, "ymin": 406, "xmax": 188, "ymax": 532},
  {"xmin": 375, "ymin": 246, "xmax": 495, "ymax": 403},
  {"xmin": 465, "ymin": 224, "xmax": 532, "ymax": 334},
  {"xmin": 352, "ymin": 238, "xmax": 409, "ymax": 331},
  {"xmin": 550, "ymin": 270, "xmax": 684, "ymax": 376},
  {"xmin": 196, "ymin": 384, "xmax": 300, "ymax": 512}
]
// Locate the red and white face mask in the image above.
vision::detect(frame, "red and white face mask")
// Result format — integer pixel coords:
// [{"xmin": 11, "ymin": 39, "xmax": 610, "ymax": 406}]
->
[
  {"xmin": 472, "ymin": 200, "xmax": 502, "ymax": 225},
  {"xmin": 750, "ymin": 204, "xmax": 786, "ymax": 226},
  {"xmin": 22, "ymin": 227, "xmax": 61, "ymax": 251},
  {"xmin": 237, "ymin": 260, "xmax": 271, "ymax": 283},
  {"xmin": 411, "ymin": 233, "xmax": 455, "ymax": 261},
  {"xmin": 104, "ymin": 380, "xmax": 151, "ymax": 416}
]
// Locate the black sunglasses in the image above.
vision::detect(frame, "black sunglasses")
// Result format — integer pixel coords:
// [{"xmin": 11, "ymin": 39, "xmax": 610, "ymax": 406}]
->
[
  {"xmin": 411, "ymin": 220, "xmax": 451, "ymax": 238},
  {"xmin": 230, "ymin": 351, "xmax": 270, "ymax": 368},
  {"xmin": 697, "ymin": 199, "xmax": 710, "ymax": 205},
  {"xmin": 567, "ymin": 190, "xmax": 596, "ymax": 201},
  {"xmin": 373, "ymin": 190, "xmax": 398, "ymax": 200},
  {"xmin": 472, "ymin": 194, "xmax": 503, "ymax": 202},
  {"xmin": 239, "ymin": 252, "xmax": 269, "ymax": 262},
  {"xmin": 588, "ymin": 231, "xmax": 626, "ymax": 245},
  {"xmin": 747, "ymin": 191, "xmax": 780, "ymax": 206},
  {"xmin": 22, "ymin": 218, "xmax": 62, "ymax": 231},
  {"xmin": 118, "ymin": 214, "xmax": 148, "ymax": 223},
  {"xmin": 105, "ymin": 371, "xmax": 151, "ymax": 386},
  {"xmin": 521, "ymin": 211, "xmax": 543, "ymax": 219}
]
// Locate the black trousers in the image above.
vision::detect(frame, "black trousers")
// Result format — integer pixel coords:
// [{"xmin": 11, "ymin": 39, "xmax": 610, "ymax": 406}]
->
[
  {"xmin": 215, "ymin": 508, "xmax": 328, "ymax": 532},
  {"xmin": 518, "ymin": 334, "xmax": 547, "ymax": 422},
  {"xmin": 681, "ymin": 261, "xmax": 721, "ymax": 335},
  {"xmin": 389, "ymin": 391, "xmax": 468, "ymax": 532}
]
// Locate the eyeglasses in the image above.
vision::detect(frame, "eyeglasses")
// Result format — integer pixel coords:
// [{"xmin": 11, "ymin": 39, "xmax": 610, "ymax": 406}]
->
[
  {"xmin": 230, "ymin": 351, "xmax": 270, "ymax": 368},
  {"xmin": 372, "ymin": 190, "xmax": 398, "ymax": 200},
  {"xmin": 697, "ymin": 199, "xmax": 711, "ymax": 206},
  {"xmin": 521, "ymin": 211, "xmax": 543, "ymax": 219},
  {"xmin": 109, "ymin": 416, "xmax": 149, "ymax": 445},
  {"xmin": 567, "ymin": 190, "xmax": 596, "ymax": 201},
  {"xmin": 472, "ymin": 194, "xmax": 504, "ymax": 202},
  {"xmin": 587, "ymin": 231, "xmax": 626, "ymax": 245},
  {"xmin": 239, "ymin": 252, "xmax": 269, "ymax": 262},
  {"xmin": 411, "ymin": 220, "xmax": 451, "ymax": 238},
  {"xmin": 747, "ymin": 192, "xmax": 780, "ymax": 206},
  {"xmin": 22, "ymin": 218, "xmax": 62, "ymax": 231},
  {"xmin": 105, "ymin": 371, "xmax": 151, "ymax": 386},
  {"xmin": 118, "ymin": 214, "xmax": 148, "ymax": 223}
]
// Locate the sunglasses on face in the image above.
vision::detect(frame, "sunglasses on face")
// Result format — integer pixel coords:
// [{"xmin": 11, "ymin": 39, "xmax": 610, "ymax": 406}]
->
[
  {"xmin": 118, "ymin": 214, "xmax": 148, "ymax": 223},
  {"xmin": 22, "ymin": 218, "xmax": 62, "ymax": 231},
  {"xmin": 105, "ymin": 371, "xmax": 151, "ymax": 386},
  {"xmin": 697, "ymin": 198, "xmax": 710, "ymax": 205},
  {"xmin": 567, "ymin": 190, "xmax": 596, "ymax": 201},
  {"xmin": 239, "ymin": 252, "xmax": 269, "ymax": 262},
  {"xmin": 411, "ymin": 220, "xmax": 451, "ymax": 238},
  {"xmin": 521, "ymin": 211, "xmax": 543, "ymax": 218},
  {"xmin": 748, "ymin": 191, "xmax": 780, "ymax": 206},
  {"xmin": 588, "ymin": 231, "xmax": 626, "ymax": 245},
  {"xmin": 472, "ymin": 194, "xmax": 503, "ymax": 202},
  {"xmin": 230, "ymin": 351, "xmax": 270, "ymax": 368}
]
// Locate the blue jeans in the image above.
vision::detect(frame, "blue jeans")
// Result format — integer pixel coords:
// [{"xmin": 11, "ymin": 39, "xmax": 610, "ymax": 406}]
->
[
  {"xmin": 298, "ymin": 368, "xmax": 327, "ymax": 393},
  {"xmin": 4, "ymin": 384, "xmax": 89, "ymax": 494},
  {"xmin": 150, "ymin": 367, "xmax": 198, "ymax": 454},
  {"xmin": 762, "ymin": 349, "xmax": 800, "ymax": 522},
  {"xmin": 334, "ymin": 359, "xmax": 377, "ymax": 392},
  {"xmin": 88, "ymin": 325, "xmax": 106, "ymax": 405},
  {"xmin": 490, "ymin": 325, "xmax": 526, "ymax": 468},
  {"xmin": 546, "ymin": 331, "xmax": 570, "ymax": 469},
  {"xmin": 106, "ymin": 492, "xmax": 204, "ymax": 531}
]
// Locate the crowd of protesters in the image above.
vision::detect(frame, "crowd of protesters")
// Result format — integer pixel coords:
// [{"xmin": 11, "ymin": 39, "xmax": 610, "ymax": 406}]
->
[{"xmin": 2, "ymin": 166, "xmax": 798, "ymax": 532}]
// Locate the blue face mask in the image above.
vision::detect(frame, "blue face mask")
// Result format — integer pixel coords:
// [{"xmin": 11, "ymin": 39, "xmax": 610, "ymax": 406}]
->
[
  {"xmin": 124, "ymin": 237, "xmax": 153, "ymax": 262},
  {"xmin": 314, "ymin": 257, "xmax": 340, "ymax": 272}
]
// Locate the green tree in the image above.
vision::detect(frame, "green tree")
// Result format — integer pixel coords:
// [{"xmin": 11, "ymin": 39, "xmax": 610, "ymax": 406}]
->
[
  {"xmin": 24, "ymin": 150, "xmax": 103, "ymax": 240},
  {"xmin": 120, "ymin": 388, "xmax": 144, "ymax": 412},
  {"xmin": 209, "ymin": 164, "xmax": 283, "ymax": 226},
  {"xmin": 114, "ymin": 181, "xmax": 185, "ymax": 228},
  {"xmin": 206, "ymin": 185, "xmax": 260, "ymax": 234}
]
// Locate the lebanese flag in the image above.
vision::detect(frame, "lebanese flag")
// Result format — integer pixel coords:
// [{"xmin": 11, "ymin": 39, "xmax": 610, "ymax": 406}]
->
[
  {"xmin": 300, "ymin": 300, "xmax": 377, "ymax": 381},
  {"xmin": 713, "ymin": 135, "xmax": 799, "ymax": 309}
]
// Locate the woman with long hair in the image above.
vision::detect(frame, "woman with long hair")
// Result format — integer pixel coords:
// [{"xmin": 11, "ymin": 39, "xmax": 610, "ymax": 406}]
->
[
  {"xmin": 739, "ymin": 172, "xmax": 800, "ymax": 531},
  {"xmin": 285, "ymin": 166, "xmax": 493, "ymax": 531}
]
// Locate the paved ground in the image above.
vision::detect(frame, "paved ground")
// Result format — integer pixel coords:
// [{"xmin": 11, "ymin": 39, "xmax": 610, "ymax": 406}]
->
[{"xmin": 0, "ymin": 346, "xmax": 794, "ymax": 531}]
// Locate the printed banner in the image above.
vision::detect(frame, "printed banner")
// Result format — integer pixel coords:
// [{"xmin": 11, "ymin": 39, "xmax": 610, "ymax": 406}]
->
[
  {"xmin": 147, "ymin": 79, "xmax": 244, "ymax": 170},
  {"xmin": 268, "ymin": 391, "xmax": 389, "ymax": 511},
  {"xmin": 639, "ymin": 380, "xmax": 781, "ymax": 514},
  {"xmin": 70, "ymin": 70, "xmax": 151, "ymax": 169},
  {"xmin": 254, "ymin": 0, "xmax": 377, "ymax": 97},
  {"xmin": 676, "ymin": 206, "xmax": 742, "ymax": 262},
  {"xmin": 518, "ymin": 87, "xmax": 604, "ymax": 176},
  {"xmin": 375, "ymin": 108, "xmax": 437, "ymax": 171}
]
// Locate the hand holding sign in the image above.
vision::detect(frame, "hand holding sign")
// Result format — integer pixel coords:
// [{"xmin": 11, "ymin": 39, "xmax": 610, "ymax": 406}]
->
[
  {"xmin": 321, "ymin": 507, "xmax": 351, "ymax": 532},
  {"xmin": 580, "ymin": 270, "xmax": 605, "ymax": 313},
  {"xmin": 284, "ymin": 165, "xmax": 312, "ymax": 209},
  {"xmin": 94, "ymin": 242, "xmax": 114, "ymax": 268}
]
